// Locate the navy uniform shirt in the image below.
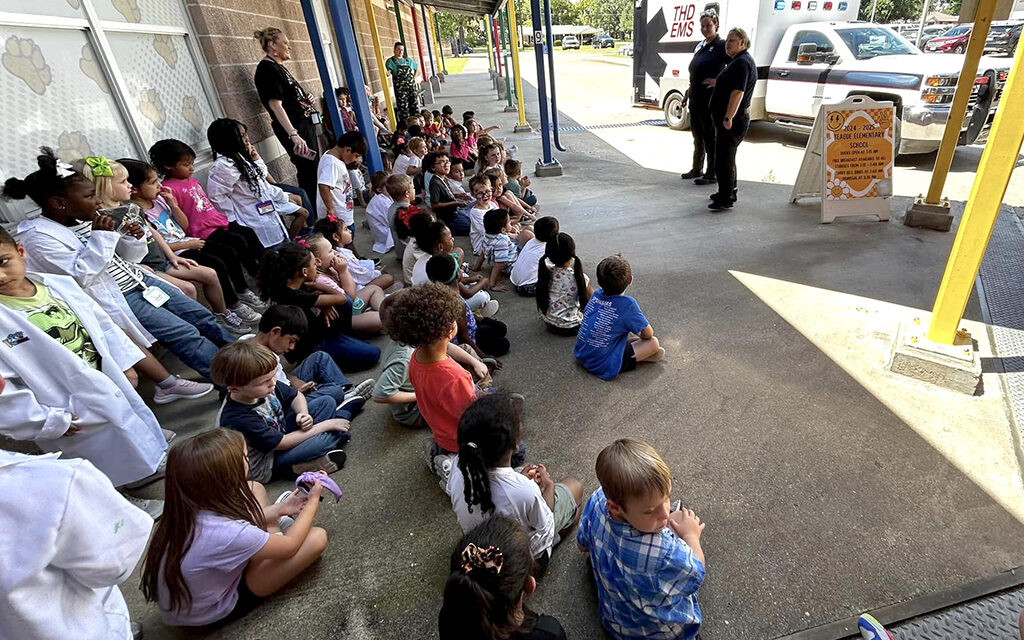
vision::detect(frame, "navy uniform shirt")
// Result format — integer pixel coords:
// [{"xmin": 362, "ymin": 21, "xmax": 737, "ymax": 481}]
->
[
  {"xmin": 688, "ymin": 36, "xmax": 729, "ymax": 108},
  {"xmin": 710, "ymin": 50, "xmax": 757, "ymax": 119}
]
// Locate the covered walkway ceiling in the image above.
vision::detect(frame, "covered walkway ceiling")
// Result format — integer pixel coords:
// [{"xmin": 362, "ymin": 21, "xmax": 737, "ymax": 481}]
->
[{"xmin": 412, "ymin": 0, "xmax": 504, "ymax": 16}]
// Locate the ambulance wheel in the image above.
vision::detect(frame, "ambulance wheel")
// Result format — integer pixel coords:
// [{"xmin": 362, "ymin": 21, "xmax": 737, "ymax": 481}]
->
[{"xmin": 664, "ymin": 93, "xmax": 691, "ymax": 131}]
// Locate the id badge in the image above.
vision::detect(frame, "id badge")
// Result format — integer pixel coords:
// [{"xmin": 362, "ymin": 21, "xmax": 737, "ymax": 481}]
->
[
  {"xmin": 256, "ymin": 201, "xmax": 275, "ymax": 215},
  {"xmin": 310, "ymin": 112, "xmax": 322, "ymax": 125},
  {"xmin": 142, "ymin": 286, "xmax": 170, "ymax": 308}
]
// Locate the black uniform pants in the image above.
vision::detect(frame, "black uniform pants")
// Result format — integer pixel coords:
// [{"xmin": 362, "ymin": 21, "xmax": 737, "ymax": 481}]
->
[
  {"xmin": 689, "ymin": 102, "xmax": 716, "ymax": 177},
  {"xmin": 713, "ymin": 113, "xmax": 750, "ymax": 204}
]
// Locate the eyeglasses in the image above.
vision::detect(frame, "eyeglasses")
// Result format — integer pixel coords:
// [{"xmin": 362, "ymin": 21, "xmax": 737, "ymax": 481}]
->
[{"xmin": 472, "ymin": 190, "xmax": 490, "ymax": 197}]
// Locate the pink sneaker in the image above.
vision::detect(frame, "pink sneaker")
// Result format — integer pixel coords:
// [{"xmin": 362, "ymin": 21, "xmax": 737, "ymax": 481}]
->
[{"xmin": 153, "ymin": 377, "xmax": 214, "ymax": 405}]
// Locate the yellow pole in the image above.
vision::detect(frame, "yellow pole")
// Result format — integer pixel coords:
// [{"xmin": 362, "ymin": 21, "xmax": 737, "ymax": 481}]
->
[
  {"xmin": 363, "ymin": 0, "xmax": 397, "ymax": 129},
  {"xmin": 921, "ymin": 0, "xmax": 997, "ymax": 205},
  {"xmin": 928, "ymin": 38, "xmax": 1024, "ymax": 344},
  {"xmin": 429, "ymin": 8, "xmax": 444, "ymax": 80},
  {"xmin": 506, "ymin": 0, "xmax": 528, "ymax": 127},
  {"xmin": 484, "ymin": 17, "xmax": 495, "ymax": 73}
]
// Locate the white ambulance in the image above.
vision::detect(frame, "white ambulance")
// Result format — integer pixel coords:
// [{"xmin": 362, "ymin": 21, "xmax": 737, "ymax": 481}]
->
[{"xmin": 633, "ymin": 0, "xmax": 1010, "ymax": 153}]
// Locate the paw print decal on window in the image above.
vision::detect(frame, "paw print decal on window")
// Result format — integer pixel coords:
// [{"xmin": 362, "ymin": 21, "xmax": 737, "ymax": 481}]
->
[
  {"xmin": 113, "ymin": 0, "xmax": 142, "ymax": 22},
  {"xmin": 3, "ymin": 36, "xmax": 53, "ymax": 95},
  {"xmin": 153, "ymin": 35, "xmax": 177, "ymax": 68},
  {"xmin": 139, "ymin": 88, "xmax": 166, "ymax": 129},
  {"xmin": 56, "ymin": 131, "xmax": 93, "ymax": 163},
  {"xmin": 182, "ymin": 95, "xmax": 203, "ymax": 133},
  {"xmin": 79, "ymin": 44, "xmax": 109, "ymax": 93}
]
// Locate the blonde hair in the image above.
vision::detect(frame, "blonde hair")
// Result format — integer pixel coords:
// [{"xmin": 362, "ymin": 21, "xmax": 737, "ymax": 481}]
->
[
  {"xmin": 595, "ymin": 438, "xmax": 672, "ymax": 506},
  {"xmin": 305, "ymin": 233, "xmax": 332, "ymax": 258},
  {"xmin": 386, "ymin": 173, "xmax": 413, "ymax": 199},
  {"xmin": 74, "ymin": 158, "xmax": 128, "ymax": 208},
  {"xmin": 407, "ymin": 137, "xmax": 426, "ymax": 153},
  {"xmin": 254, "ymin": 27, "xmax": 284, "ymax": 52},
  {"xmin": 210, "ymin": 341, "xmax": 278, "ymax": 388},
  {"xmin": 728, "ymin": 27, "xmax": 751, "ymax": 50}
]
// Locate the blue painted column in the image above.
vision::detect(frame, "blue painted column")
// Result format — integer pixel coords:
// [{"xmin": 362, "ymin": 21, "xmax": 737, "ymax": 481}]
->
[
  {"xmin": 298, "ymin": 0, "xmax": 345, "ymax": 137},
  {"xmin": 421, "ymin": 4, "xmax": 437, "ymax": 79},
  {"xmin": 529, "ymin": 0, "xmax": 555, "ymax": 166},
  {"xmin": 324, "ymin": 0, "xmax": 384, "ymax": 174}
]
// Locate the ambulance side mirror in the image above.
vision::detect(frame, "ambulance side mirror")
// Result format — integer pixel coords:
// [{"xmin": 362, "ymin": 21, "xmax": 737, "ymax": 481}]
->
[{"xmin": 796, "ymin": 43, "xmax": 818, "ymax": 65}]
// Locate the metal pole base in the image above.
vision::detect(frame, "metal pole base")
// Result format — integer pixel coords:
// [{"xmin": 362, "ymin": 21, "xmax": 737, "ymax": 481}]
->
[
  {"xmin": 504, "ymin": 105, "xmax": 517, "ymax": 112},
  {"xmin": 535, "ymin": 160, "xmax": 562, "ymax": 177},
  {"xmin": 904, "ymin": 199, "xmax": 953, "ymax": 232},
  {"xmin": 420, "ymin": 81, "xmax": 435, "ymax": 105},
  {"xmin": 497, "ymin": 81, "xmax": 507, "ymax": 100},
  {"xmin": 889, "ymin": 319, "xmax": 980, "ymax": 395},
  {"xmin": 430, "ymin": 75, "xmax": 440, "ymax": 92},
  {"xmin": 513, "ymin": 123, "xmax": 533, "ymax": 133}
]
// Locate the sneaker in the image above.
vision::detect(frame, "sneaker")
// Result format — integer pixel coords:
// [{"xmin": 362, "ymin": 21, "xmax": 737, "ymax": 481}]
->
[
  {"xmin": 291, "ymin": 449, "xmax": 346, "ymax": 475},
  {"xmin": 680, "ymin": 169, "xmax": 702, "ymax": 179},
  {"xmin": 230, "ymin": 303, "xmax": 261, "ymax": 325},
  {"xmin": 131, "ymin": 621, "xmax": 144, "ymax": 640},
  {"xmin": 857, "ymin": 614, "xmax": 893, "ymax": 640},
  {"xmin": 153, "ymin": 377, "xmax": 214, "ymax": 405},
  {"xmin": 161, "ymin": 428, "xmax": 176, "ymax": 444},
  {"xmin": 123, "ymin": 453, "xmax": 167, "ymax": 490},
  {"xmin": 124, "ymin": 495, "xmax": 164, "ymax": 520},
  {"xmin": 337, "ymin": 395, "xmax": 366, "ymax": 416},
  {"xmin": 344, "ymin": 378, "xmax": 375, "ymax": 402},
  {"xmin": 478, "ymin": 299, "xmax": 500, "ymax": 318},
  {"xmin": 432, "ymin": 453, "xmax": 455, "ymax": 482},
  {"xmin": 275, "ymin": 490, "xmax": 295, "ymax": 532},
  {"xmin": 237, "ymin": 289, "xmax": 267, "ymax": 311},
  {"xmin": 217, "ymin": 310, "xmax": 250, "ymax": 336},
  {"xmin": 647, "ymin": 347, "xmax": 666, "ymax": 362},
  {"xmin": 694, "ymin": 176, "xmax": 716, "ymax": 185}
]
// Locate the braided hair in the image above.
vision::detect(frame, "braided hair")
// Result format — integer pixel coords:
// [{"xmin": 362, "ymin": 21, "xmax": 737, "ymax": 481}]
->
[
  {"xmin": 537, "ymin": 233, "xmax": 588, "ymax": 315},
  {"xmin": 457, "ymin": 391, "xmax": 522, "ymax": 515},
  {"xmin": 207, "ymin": 118, "xmax": 263, "ymax": 196},
  {"xmin": 2, "ymin": 147, "xmax": 88, "ymax": 209}
]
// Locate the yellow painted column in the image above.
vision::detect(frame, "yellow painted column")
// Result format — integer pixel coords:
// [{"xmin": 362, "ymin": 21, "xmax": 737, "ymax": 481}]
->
[
  {"xmin": 363, "ymin": 0, "xmax": 397, "ymax": 129},
  {"xmin": 506, "ymin": 0, "xmax": 528, "ymax": 127},
  {"xmin": 928, "ymin": 39, "xmax": 1024, "ymax": 344},
  {"xmin": 484, "ymin": 17, "xmax": 495, "ymax": 73},
  {"xmin": 922, "ymin": 0, "xmax": 997, "ymax": 205},
  {"xmin": 429, "ymin": 8, "xmax": 444, "ymax": 78}
]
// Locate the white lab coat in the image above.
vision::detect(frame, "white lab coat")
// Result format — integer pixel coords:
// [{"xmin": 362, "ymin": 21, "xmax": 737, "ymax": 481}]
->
[
  {"xmin": 16, "ymin": 216, "xmax": 156, "ymax": 346},
  {"xmin": 0, "ymin": 272, "xmax": 165, "ymax": 486},
  {"xmin": 0, "ymin": 451, "xmax": 152, "ymax": 640},
  {"xmin": 206, "ymin": 156, "xmax": 293, "ymax": 248}
]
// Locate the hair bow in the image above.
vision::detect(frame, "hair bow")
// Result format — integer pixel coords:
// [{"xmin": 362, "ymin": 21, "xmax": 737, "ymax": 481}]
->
[
  {"xmin": 326, "ymin": 213, "xmax": 338, "ymax": 224},
  {"xmin": 396, "ymin": 137, "xmax": 406, "ymax": 146},
  {"xmin": 296, "ymin": 237, "xmax": 311, "ymax": 250},
  {"xmin": 55, "ymin": 159, "xmax": 76, "ymax": 179},
  {"xmin": 85, "ymin": 156, "xmax": 113, "ymax": 178},
  {"xmin": 460, "ymin": 544, "xmax": 504, "ymax": 575}
]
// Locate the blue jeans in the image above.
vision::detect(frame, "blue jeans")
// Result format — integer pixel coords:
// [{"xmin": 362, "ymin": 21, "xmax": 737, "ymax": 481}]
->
[
  {"xmin": 272, "ymin": 395, "xmax": 361, "ymax": 470},
  {"xmin": 318, "ymin": 332, "xmax": 381, "ymax": 373},
  {"xmin": 277, "ymin": 183, "xmax": 314, "ymax": 225},
  {"xmin": 449, "ymin": 209, "xmax": 471, "ymax": 236},
  {"xmin": 293, "ymin": 351, "xmax": 351, "ymax": 403},
  {"xmin": 125, "ymin": 275, "xmax": 235, "ymax": 378}
]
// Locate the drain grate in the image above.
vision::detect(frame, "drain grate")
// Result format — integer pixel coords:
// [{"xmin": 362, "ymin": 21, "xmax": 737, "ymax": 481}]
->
[
  {"xmin": 503, "ymin": 119, "xmax": 667, "ymax": 141},
  {"xmin": 891, "ymin": 586, "xmax": 1024, "ymax": 639}
]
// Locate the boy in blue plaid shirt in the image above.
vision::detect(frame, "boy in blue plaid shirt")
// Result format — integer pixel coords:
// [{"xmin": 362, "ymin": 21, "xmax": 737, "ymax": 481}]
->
[
  {"xmin": 577, "ymin": 438, "xmax": 707, "ymax": 640},
  {"xmin": 482, "ymin": 208, "xmax": 534, "ymax": 292}
]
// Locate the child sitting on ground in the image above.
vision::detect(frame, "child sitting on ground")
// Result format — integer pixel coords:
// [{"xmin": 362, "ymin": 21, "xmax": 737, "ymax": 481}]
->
[
  {"xmin": 428, "ymin": 151, "xmax": 471, "ymax": 235},
  {"xmin": 574, "ymin": 255, "xmax": 664, "ymax": 379},
  {"xmin": 316, "ymin": 131, "xmax": 367, "ymax": 246},
  {"xmin": 510, "ymin": 216, "xmax": 558, "ymax": 296},
  {"xmin": 484, "ymin": 169, "xmax": 537, "ymax": 221},
  {"xmin": 441, "ymin": 104, "xmax": 457, "ymax": 132},
  {"xmin": 402, "ymin": 212, "xmax": 434, "ymax": 286},
  {"xmin": 213, "ymin": 341, "xmax": 364, "ymax": 479},
  {"xmin": 439, "ymin": 517, "xmax": 569, "ymax": 640},
  {"xmin": 207, "ymin": 119, "xmax": 309, "ymax": 244},
  {"xmin": 386, "ymin": 173, "xmax": 419, "ymax": 259},
  {"xmin": 142, "ymin": 429, "xmax": 329, "ymax": 627},
  {"xmin": 365, "ymin": 171, "xmax": 395, "ymax": 254},
  {"xmin": 394, "ymin": 136, "xmax": 426, "ymax": 177},
  {"xmin": 577, "ymin": 439, "xmax": 706, "ymax": 640},
  {"xmin": 305, "ymin": 233, "xmax": 384, "ymax": 334},
  {"xmin": 242, "ymin": 304, "xmax": 374, "ymax": 406},
  {"xmin": 383, "ymin": 284, "xmax": 480, "ymax": 481},
  {"xmin": 427, "ymin": 254, "xmax": 508, "ymax": 357},
  {"xmin": 447, "ymin": 392, "xmax": 582, "ymax": 571},
  {"xmin": 503, "ymin": 159, "xmax": 537, "ymax": 207},
  {"xmin": 483, "ymin": 209, "xmax": 535, "ymax": 292},
  {"xmin": 538, "ymin": 233, "xmax": 592, "ymax": 336},
  {"xmin": 374, "ymin": 293, "xmax": 490, "ymax": 429},
  {"xmin": 468, "ymin": 175, "xmax": 499, "ymax": 261},
  {"xmin": 449, "ymin": 125, "xmax": 477, "ymax": 167},
  {"xmin": 313, "ymin": 216, "xmax": 395, "ymax": 292}
]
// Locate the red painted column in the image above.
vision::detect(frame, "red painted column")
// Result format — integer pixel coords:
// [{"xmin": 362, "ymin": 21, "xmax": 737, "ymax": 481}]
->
[
  {"xmin": 491, "ymin": 16, "xmax": 503, "ymax": 75},
  {"xmin": 410, "ymin": 5, "xmax": 428, "ymax": 82}
]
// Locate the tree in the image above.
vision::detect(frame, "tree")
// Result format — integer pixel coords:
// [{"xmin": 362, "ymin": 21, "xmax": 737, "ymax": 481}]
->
[
  {"xmin": 515, "ymin": 0, "xmax": 531, "ymax": 27},
  {"xmin": 858, "ymin": 0, "xmax": 925, "ymax": 22},
  {"xmin": 580, "ymin": 0, "xmax": 633, "ymax": 35},
  {"xmin": 549, "ymin": 0, "xmax": 582, "ymax": 24},
  {"xmin": 435, "ymin": 12, "xmax": 485, "ymax": 47}
]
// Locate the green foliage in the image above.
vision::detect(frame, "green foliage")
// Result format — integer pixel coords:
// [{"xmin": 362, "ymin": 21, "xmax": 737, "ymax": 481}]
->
[
  {"xmin": 434, "ymin": 12, "xmax": 486, "ymax": 47},
  {"xmin": 858, "ymin": 0, "xmax": 925, "ymax": 23},
  {"xmin": 549, "ymin": 0, "xmax": 583, "ymax": 24},
  {"xmin": 578, "ymin": 0, "xmax": 634, "ymax": 38}
]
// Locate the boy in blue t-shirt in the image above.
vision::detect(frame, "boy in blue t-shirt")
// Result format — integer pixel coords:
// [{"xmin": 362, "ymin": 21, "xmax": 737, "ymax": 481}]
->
[{"xmin": 573, "ymin": 255, "xmax": 664, "ymax": 380}]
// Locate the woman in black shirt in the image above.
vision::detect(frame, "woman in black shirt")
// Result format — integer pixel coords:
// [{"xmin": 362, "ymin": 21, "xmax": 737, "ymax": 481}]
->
[
  {"xmin": 253, "ymin": 27, "xmax": 323, "ymax": 213},
  {"xmin": 680, "ymin": 11, "xmax": 729, "ymax": 185},
  {"xmin": 708, "ymin": 28, "xmax": 758, "ymax": 210}
]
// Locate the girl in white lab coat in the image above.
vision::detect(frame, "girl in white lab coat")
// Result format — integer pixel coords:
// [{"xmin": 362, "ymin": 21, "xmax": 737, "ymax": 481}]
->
[
  {"xmin": 0, "ymin": 450, "xmax": 153, "ymax": 640},
  {"xmin": 142, "ymin": 429, "xmax": 328, "ymax": 627},
  {"xmin": 206, "ymin": 118, "xmax": 309, "ymax": 246},
  {"xmin": 0, "ymin": 227, "xmax": 166, "ymax": 489}
]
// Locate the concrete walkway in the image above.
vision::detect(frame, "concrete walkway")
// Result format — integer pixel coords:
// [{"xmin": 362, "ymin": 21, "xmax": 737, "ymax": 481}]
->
[{"xmin": 119, "ymin": 66, "xmax": 1024, "ymax": 640}]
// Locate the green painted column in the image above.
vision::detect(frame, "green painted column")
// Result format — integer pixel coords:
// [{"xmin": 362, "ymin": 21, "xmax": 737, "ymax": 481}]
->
[
  {"xmin": 499, "ymin": 7, "xmax": 514, "ymax": 108},
  {"xmin": 393, "ymin": 0, "xmax": 406, "ymax": 48}
]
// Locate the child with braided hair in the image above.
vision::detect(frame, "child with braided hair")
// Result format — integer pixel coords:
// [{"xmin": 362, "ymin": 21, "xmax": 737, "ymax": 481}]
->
[
  {"xmin": 445, "ymin": 392, "xmax": 583, "ymax": 572},
  {"xmin": 439, "ymin": 517, "xmax": 568, "ymax": 640}
]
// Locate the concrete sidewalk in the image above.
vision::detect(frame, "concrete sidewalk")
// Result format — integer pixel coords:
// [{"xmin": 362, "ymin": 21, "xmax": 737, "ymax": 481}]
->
[{"xmin": 120, "ymin": 69, "xmax": 1024, "ymax": 640}]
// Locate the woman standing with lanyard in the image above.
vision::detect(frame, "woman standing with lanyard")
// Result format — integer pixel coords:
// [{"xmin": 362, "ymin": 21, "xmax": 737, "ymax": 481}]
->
[
  {"xmin": 253, "ymin": 27, "xmax": 323, "ymax": 211},
  {"xmin": 386, "ymin": 42, "xmax": 420, "ymax": 125},
  {"xmin": 708, "ymin": 28, "xmax": 757, "ymax": 210},
  {"xmin": 680, "ymin": 11, "xmax": 729, "ymax": 185}
]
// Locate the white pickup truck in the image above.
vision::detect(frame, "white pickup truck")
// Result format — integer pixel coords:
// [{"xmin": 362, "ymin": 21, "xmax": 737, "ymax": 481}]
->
[{"xmin": 634, "ymin": 0, "xmax": 1009, "ymax": 153}]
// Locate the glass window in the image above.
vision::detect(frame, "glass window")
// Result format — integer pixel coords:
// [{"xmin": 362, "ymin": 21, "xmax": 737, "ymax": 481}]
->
[
  {"xmin": 836, "ymin": 27, "xmax": 917, "ymax": 59},
  {"xmin": 91, "ymin": 0, "xmax": 189, "ymax": 27},
  {"xmin": 2, "ymin": 1, "xmax": 84, "ymax": 19},
  {"xmin": 0, "ymin": 26, "xmax": 135, "ymax": 179},
  {"xmin": 788, "ymin": 30, "xmax": 835, "ymax": 61},
  {"xmin": 105, "ymin": 32, "xmax": 216, "ymax": 148}
]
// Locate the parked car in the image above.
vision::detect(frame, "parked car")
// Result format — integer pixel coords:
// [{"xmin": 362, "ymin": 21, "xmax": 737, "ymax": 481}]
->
[
  {"xmin": 925, "ymin": 24, "xmax": 972, "ymax": 53},
  {"xmin": 984, "ymin": 21, "xmax": 1023, "ymax": 55},
  {"xmin": 619, "ymin": 43, "xmax": 634, "ymax": 56},
  {"xmin": 593, "ymin": 34, "xmax": 615, "ymax": 48},
  {"xmin": 916, "ymin": 24, "xmax": 952, "ymax": 49},
  {"xmin": 561, "ymin": 35, "xmax": 580, "ymax": 49}
]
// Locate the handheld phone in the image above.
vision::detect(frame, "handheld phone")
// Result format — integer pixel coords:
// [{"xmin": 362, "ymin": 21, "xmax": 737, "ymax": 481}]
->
[
  {"xmin": 671, "ymin": 500, "xmax": 681, "ymax": 513},
  {"xmin": 295, "ymin": 145, "xmax": 317, "ymax": 161}
]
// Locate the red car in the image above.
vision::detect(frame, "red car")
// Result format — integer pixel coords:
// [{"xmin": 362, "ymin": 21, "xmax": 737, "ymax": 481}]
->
[{"xmin": 925, "ymin": 24, "xmax": 972, "ymax": 53}]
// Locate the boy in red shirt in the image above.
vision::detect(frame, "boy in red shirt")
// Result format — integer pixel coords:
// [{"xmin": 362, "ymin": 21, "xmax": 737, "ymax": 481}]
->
[{"xmin": 385, "ymin": 283, "xmax": 477, "ymax": 480}]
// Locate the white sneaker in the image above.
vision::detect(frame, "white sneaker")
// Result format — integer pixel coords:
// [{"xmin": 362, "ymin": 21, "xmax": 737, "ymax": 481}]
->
[
  {"xmin": 344, "ymin": 378, "xmax": 375, "ymax": 401},
  {"xmin": 237, "ymin": 289, "xmax": 267, "ymax": 311},
  {"xmin": 275, "ymin": 490, "xmax": 295, "ymax": 532},
  {"xmin": 125, "ymin": 495, "xmax": 164, "ymax": 520},
  {"xmin": 217, "ymin": 310, "xmax": 250, "ymax": 336},
  {"xmin": 161, "ymin": 428, "xmax": 176, "ymax": 444},
  {"xmin": 123, "ymin": 453, "xmax": 167, "ymax": 490},
  {"xmin": 478, "ymin": 299, "xmax": 500, "ymax": 318},
  {"xmin": 230, "ymin": 303, "xmax": 261, "ymax": 325},
  {"xmin": 153, "ymin": 377, "xmax": 214, "ymax": 405}
]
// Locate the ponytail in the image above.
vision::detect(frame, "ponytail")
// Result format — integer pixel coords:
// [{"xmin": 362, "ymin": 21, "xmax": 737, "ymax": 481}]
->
[
  {"xmin": 536, "ymin": 255, "xmax": 552, "ymax": 315},
  {"xmin": 439, "ymin": 571, "xmax": 500, "ymax": 639},
  {"xmin": 456, "ymin": 392, "xmax": 522, "ymax": 515},
  {"xmin": 2, "ymin": 147, "xmax": 86, "ymax": 208},
  {"xmin": 258, "ymin": 242, "xmax": 311, "ymax": 301},
  {"xmin": 538, "ymin": 233, "xmax": 584, "ymax": 314},
  {"xmin": 573, "ymin": 255, "xmax": 589, "ymax": 309}
]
